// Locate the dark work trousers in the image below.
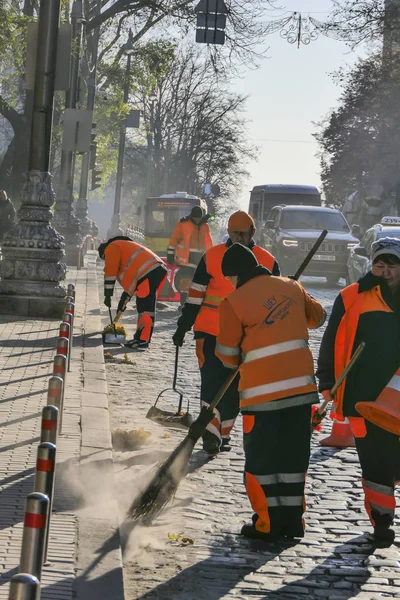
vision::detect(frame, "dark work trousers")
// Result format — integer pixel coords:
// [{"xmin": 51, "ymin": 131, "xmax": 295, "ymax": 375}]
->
[
  {"xmin": 243, "ymin": 404, "xmax": 311, "ymax": 537},
  {"xmin": 134, "ymin": 265, "xmax": 167, "ymax": 343},
  {"xmin": 196, "ymin": 333, "xmax": 239, "ymax": 449},
  {"xmin": 353, "ymin": 419, "xmax": 400, "ymax": 529}
]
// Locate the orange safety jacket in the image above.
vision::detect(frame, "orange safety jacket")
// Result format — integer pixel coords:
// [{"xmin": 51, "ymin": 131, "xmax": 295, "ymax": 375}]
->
[
  {"xmin": 216, "ymin": 273, "xmax": 325, "ymax": 411},
  {"xmin": 189, "ymin": 243, "xmax": 278, "ymax": 337},
  {"xmin": 332, "ymin": 282, "xmax": 393, "ymax": 421},
  {"xmin": 167, "ymin": 219, "xmax": 213, "ymax": 268},
  {"xmin": 103, "ymin": 240, "xmax": 164, "ymax": 297}
]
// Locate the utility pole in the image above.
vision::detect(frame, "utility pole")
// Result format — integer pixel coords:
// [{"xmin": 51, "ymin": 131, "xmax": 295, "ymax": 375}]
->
[
  {"xmin": 75, "ymin": 0, "xmax": 101, "ymax": 234},
  {"xmin": 146, "ymin": 91, "xmax": 157, "ymax": 200},
  {"xmin": 108, "ymin": 31, "xmax": 135, "ymax": 238},
  {"xmin": 53, "ymin": 0, "xmax": 84, "ymax": 266},
  {"xmin": 0, "ymin": 0, "xmax": 66, "ymax": 317}
]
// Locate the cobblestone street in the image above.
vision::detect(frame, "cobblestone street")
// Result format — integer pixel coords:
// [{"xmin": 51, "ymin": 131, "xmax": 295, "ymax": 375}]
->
[{"xmin": 102, "ymin": 277, "xmax": 400, "ymax": 600}]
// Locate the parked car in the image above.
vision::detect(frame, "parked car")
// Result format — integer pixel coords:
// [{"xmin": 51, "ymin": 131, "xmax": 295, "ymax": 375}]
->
[
  {"xmin": 262, "ymin": 205, "xmax": 359, "ymax": 283},
  {"xmin": 347, "ymin": 216, "xmax": 400, "ymax": 284}
]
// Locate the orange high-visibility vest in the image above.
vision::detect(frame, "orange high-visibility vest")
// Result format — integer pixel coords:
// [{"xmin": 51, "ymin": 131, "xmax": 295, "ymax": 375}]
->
[
  {"xmin": 104, "ymin": 240, "xmax": 164, "ymax": 297},
  {"xmin": 216, "ymin": 275, "xmax": 325, "ymax": 411},
  {"xmin": 332, "ymin": 283, "xmax": 392, "ymax": 421},
  {"xmin": 192, "ymin": 244, "xmax": 277, "ymax": 337},
  {"xmin": 167, "ymin": 220, "xmax": 213, "ymax": 267}
]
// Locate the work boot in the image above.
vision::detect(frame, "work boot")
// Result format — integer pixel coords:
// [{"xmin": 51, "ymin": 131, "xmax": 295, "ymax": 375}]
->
[
  {"xmin": 202, "ymin": 439, "xmax": 220, "ymax": 455},
  {"xmin": 124, "ymin": 339, "xmax": 149, "ymax": 350},
  {"xmin": 240, "ymin": 523, "xmax": 279, "ymax": 542},
  {"xmin": 283, "ymin": 524, "xmax": 305, "ymax": 539},
  {"xmin": 373, "ymin": 526, "xmax": 395, "ymax": 548},
  {"xmin": 220, "ymin": 439, "xmax": 232, "ymax": 452}
]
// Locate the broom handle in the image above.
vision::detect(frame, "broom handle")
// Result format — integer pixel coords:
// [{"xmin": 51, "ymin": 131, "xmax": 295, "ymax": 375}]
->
[
  {"xmin": 318, "ymin": 341, "xmax": 366, "ymax": 414},
  {"xmin": 208, "ymin": 233, "xmax": 330, "ymax": 413},
  {"xmin": 292, "ymin": 229, "xmax": 328, "ymax": 281},
  {"xmin": 210, "ymin": 368, "xmax": 239, "ymax": 411},
  {"xmin": 113, "ymin": 296, "xmax": 131, "ymax": 324}
]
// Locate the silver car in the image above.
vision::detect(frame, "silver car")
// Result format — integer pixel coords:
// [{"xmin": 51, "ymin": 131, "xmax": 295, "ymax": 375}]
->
[{"xmin": 347, "ymin": 217, "xmax": 400, "ymax": 284}]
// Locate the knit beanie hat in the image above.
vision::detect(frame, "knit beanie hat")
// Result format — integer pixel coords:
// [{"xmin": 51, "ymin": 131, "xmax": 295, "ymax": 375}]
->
[
  {"xmin": 228, "ymin": 211, "xmax": 255, "ymax": 233},
  {"xmin": 371, "ymin": 237, "xmax": 400, "ymax": 262},
  {"xmin": 222, "ymin": 243, "xmax": 259, "ymax": 277},
  {"xmin": 190, "ymin": 206, "xmax": 203, "ymax": 218}
]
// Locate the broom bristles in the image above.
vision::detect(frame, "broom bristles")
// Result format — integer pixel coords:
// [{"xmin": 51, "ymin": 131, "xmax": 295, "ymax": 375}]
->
[{"xmin": 127, "ymin": 435, "xmax": 196, "ymax": 522}]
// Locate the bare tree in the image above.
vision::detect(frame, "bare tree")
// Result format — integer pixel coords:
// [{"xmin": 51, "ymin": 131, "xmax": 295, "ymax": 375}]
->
[{"xmin": 122, "ymin": 46, "xmax": 255, "ymax": 222}]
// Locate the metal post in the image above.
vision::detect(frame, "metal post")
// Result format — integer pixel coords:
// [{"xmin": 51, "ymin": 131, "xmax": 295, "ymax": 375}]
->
[
  {"xmin": 19, "ymin": 492, "xmax": 49, "ymax": 579},
  {"xmin": 75, "ymin": 0, "xmax": 101, "ymax": 233},
  {"xmin": 53, "ymin": 354, "xmax": 67, "ymax": 429},
  {"xmin": 0, "ymin": 0, "xmax": 66, "ymax": 318},
  {"xmin": 67, "ymin": 283, "xmax": 75, "ymax": 298},
  {"xmin": 54, "ymin": 0, "xmax": 84, "ymax": 266},
  {"xmin": 8, "ymin": 573, "xmax": 40, "ymax": 600},
  {"xmin": 34, "ymin": 443, "xmax": 56, "ymax": 563},
  {"xmin": 109, "ymin": 41, "xmax": 132, "ymax": 238},
  {"xmin": 64, "ymin": 302, "xmax": 74, "ymax": 371},
  {"xmin": 56, "ymin": 337, "xmax": 69, "ymax": 358},
  {"xmin": 40, "ymin": 405, "xmax": 59, "ymax": 444},
  {"xmin": 47, "ymin": 376, "xmax": 63, "ymax": 433},
  {"xmin": 146, "ymin": 101, "xmax": 155, "ymax": 199}
]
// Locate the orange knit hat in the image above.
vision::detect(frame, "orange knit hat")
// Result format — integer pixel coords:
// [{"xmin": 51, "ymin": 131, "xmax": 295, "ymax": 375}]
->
[{"xmin": 227, "ymin": 211, "xmax": 255, "ymax": 232}]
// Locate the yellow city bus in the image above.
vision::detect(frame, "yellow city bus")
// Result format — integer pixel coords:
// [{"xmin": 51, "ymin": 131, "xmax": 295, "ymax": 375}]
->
[{"xmin": 144, "ymin": 192, "xmax": 208, "ymax": 255}]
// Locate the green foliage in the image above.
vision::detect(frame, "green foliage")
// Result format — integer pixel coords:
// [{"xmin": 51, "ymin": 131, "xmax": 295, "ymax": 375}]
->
[{"xmin": 315, "ymin": 53, "xmax": 400, "ymax": 206}]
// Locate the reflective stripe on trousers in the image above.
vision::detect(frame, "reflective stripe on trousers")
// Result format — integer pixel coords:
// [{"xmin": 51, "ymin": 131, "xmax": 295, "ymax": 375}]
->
[{"xmin": 363, "ymin": 479, "xmax": 395, "ymax": 527}]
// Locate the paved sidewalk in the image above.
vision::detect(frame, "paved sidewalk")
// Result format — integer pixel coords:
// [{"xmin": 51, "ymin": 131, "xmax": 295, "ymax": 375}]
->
[
  {"xmin": 0, "ymin": 253, "xmax": 124, "ymax": 599},
  {"xmin": 101, "ymin": 277, "xmax": 400, "ymax": 600}
]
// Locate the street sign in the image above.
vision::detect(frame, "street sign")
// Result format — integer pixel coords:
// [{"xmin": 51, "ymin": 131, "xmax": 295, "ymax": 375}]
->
[
  {"xmin": 126, "ymin": 109, "xmax": 140, "ymax": 129},
  {"xmin": 204, "ymin": 183, "xmax": 211, "ymax": 195},
  {"xmin": 25, "ymin": 23, "xmax": 72, "ymax": 91},
  {"xmin": 195, "ymin": 0, "xmax": 228, "ymax": 46},
  {"xmin": 62, "ymin": 109, "xmax": 93, "ymax": 152}
]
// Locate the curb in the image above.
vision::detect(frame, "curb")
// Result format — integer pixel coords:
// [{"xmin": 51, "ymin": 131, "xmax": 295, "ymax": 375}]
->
[{"xmin": 74, "ymin": 255, "xmax": 125, "ymax": 600}]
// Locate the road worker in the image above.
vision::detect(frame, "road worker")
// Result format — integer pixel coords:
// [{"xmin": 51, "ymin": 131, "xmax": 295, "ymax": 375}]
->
[
  {"xmin": 317, "ymin": 237, "xmax": 400, "ymax": 548},
  {"xmin": 98, "ymin": 236, "xmax": 167, "ymax": 350},
  {"xmin": 216, "ymin": 243, "xmax": 326, "ymax": 541},
  {"xmin": 167, "ymin": 206, "xmax": 213, "ymax": 308},
  {"xmin": 172, "ymin": 211, "xmax": 280, "ymax": 455}
]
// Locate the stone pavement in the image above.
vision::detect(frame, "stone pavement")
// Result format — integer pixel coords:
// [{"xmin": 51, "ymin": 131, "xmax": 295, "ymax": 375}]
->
[
  {"xmin": 0, "ymin": 253, "xmax": 124, "ymax": 599},
  {"xmin": 101, "ymin": 277, "xmax": 400, "ymax": 600}
]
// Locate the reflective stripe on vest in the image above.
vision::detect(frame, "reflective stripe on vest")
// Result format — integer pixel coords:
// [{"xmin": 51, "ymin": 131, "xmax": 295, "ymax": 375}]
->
[
  {"xmin": 119, "ymin": 248, "xmax": 144, "ymax": 283},
  {"xmin": 243, "ymin": 339, "xmax": 308, "ymax": 363},
  {"xmin": 241, "ymin": 391, "xmax": 317, "ymax": 413},
  {"xmin": 240, "ymin": 375, "xmax": 315, "ymax": 401}
]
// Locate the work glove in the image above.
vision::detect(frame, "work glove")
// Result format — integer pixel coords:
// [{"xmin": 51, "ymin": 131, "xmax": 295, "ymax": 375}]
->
[
  {"xmin": 103, "ymin": 295, "xmax": 112, "ymax": 308},
  {"xmin": 311, "ymin": 390, "xmax": 332, "ymax": 431},
  {"xmin": 167, "ymin": 253, "xmax": 175, "ymax": 266},
  {"xmin": 172, "ymin": 327, "xmax": 186, "ymax": 347},
  {"xmin": 117, "ymin": 291, "xmax": 131, "ymax": 313}
]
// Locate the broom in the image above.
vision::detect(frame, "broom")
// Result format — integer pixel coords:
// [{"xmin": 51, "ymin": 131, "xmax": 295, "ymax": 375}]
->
[{"xmin": 126, "ymin": 229, "xmax": 328, "ymax": 523}]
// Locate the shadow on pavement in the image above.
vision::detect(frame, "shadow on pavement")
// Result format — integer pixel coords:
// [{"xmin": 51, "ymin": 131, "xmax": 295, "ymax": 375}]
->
[
  {"xmin": 0, "ymin": 337, "xmax": 58, "ymax": 348},
  {"xmin": 134, "ymin": 534, "xmax": 374, "ymax": 600},
  {"xmin": 0, "ymin": 359, "xmax": 53, "ymax": 371}
]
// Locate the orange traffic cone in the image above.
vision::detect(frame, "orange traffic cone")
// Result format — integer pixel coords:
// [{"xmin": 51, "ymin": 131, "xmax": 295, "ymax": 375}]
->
[
  {"xmin": 356, "ymin": 368, "xmax": 400, "ymax": 435},
  {"xmin": 320, "ymin": 417, "xmax": 355, "ymax": 448}
]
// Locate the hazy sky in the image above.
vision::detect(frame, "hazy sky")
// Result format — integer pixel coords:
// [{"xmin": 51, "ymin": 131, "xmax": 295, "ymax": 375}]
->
[{"xmin": 232, "ymin": 0, "xmax": 367, "ymax": 210}]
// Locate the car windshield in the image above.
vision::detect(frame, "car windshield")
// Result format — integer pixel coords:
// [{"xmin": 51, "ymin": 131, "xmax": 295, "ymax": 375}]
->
[
  {"xmin": 377, "ymin": 229, "xmax": 400, "ymax": 241},
  {"xmin": 280, "ymin": 210, "xmax": 349, "ymax": 232}
]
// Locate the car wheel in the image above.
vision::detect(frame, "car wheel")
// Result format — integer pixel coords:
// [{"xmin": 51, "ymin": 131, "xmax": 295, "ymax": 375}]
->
[{"xmin": 326, "ymin": 274, "xmax": 340, "ymax": 285}]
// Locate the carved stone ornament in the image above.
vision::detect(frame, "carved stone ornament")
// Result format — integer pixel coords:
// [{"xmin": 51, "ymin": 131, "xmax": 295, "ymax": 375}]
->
[{"xmin": 0, "ymin": 170, "xmax": 67, "ymax": 299}]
